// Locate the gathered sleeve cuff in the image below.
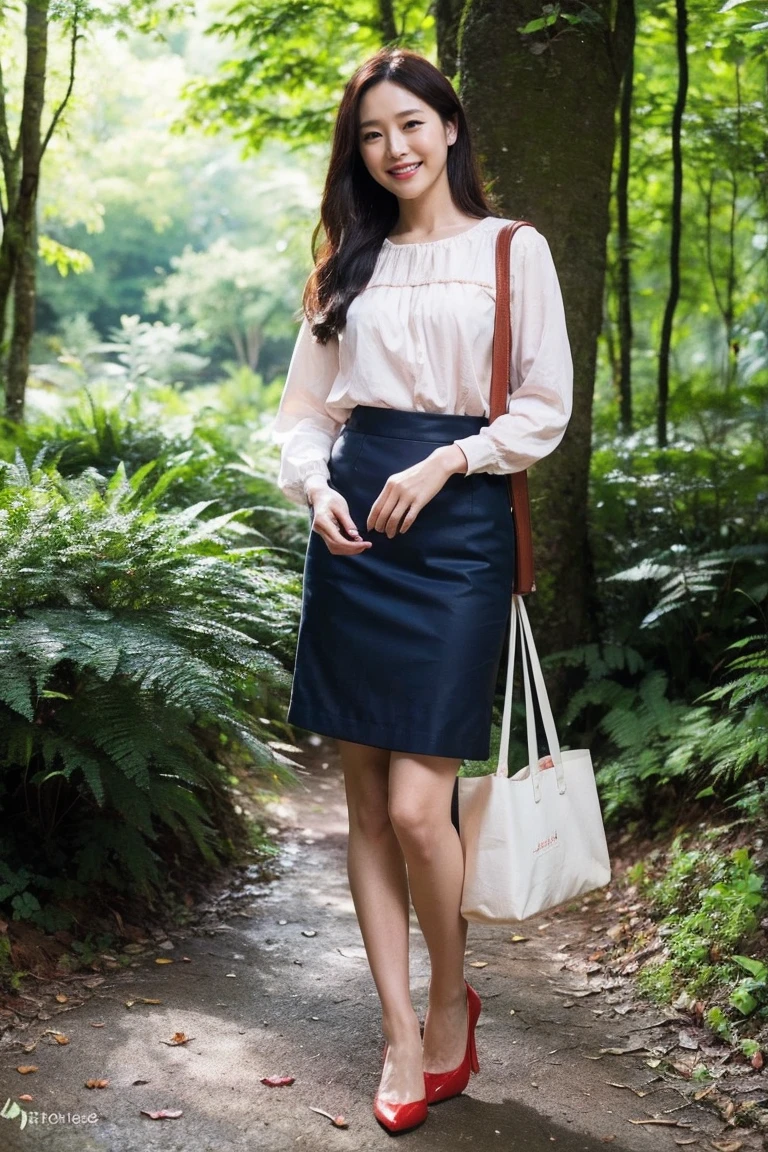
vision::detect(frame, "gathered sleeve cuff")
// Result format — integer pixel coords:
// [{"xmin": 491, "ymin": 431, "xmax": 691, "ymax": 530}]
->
[
  {"xmin": 452, "ymin": 227, "xmax": 573, "ymax": 476},
  {"xmin": 270, "ymin": 315, "xmax": 344, "ymax": 505}
]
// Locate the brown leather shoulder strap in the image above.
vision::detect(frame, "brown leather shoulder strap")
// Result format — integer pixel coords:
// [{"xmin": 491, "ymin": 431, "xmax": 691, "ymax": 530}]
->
[
  {"xmin": 490, "ymin": 220, "xmax": 535, "ymax": 421},
  {"xmin": 490, "ymin": 219, "xmax": 537, "ymax": 594}
]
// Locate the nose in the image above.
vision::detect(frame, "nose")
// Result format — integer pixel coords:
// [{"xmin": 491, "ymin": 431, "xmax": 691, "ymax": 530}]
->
[{"xmin": 385, "ymin": 131, "xmax": 409, "ymax": 160}]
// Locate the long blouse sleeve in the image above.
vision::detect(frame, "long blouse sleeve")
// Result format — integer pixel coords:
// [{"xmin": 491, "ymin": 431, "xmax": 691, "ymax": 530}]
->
[
  {"xmin": 451, "ymin": 228, "xmax": 573, "ymax": 476},
  {"xmin": 271, "ymin": 315, "xmax": 344, "ymax": 506}
]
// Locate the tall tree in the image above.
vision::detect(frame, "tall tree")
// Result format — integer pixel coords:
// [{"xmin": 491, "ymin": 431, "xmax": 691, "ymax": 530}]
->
[
  {"xmin": 656, "ymin": 0, "xmax": 689, "ymax": 448},
  {"xmin": 615, "ymin": 0, "xmax": 637, "ymax": 434},
  {"xmin": 458, "ymin": 0, "xmax": 634, "ymax": 686},
  {"xmin": 0, "ymin": 0, "xmax": 188, "ymax": 422},
  {"xmin": 0, "ymin": 0, "xmax": 76, "ymax": 423}
]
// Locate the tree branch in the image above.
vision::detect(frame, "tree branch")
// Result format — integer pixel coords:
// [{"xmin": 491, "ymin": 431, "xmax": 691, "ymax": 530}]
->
[
  {"xmin": 40, "ymin": 0, "xmax": 82, "ymax": 159},
  {"xmin": 0, "ymin": 56, "xmax": 14, "ymax": 222}
]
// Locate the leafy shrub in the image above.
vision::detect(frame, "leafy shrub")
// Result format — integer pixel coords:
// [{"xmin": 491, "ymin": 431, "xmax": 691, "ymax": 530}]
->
[
  {"xmin": 0, "ymin": 445, "xmax": 299, "ymax": 930},
  {"xmin": 637, "ymin": 842, "xmax": 767, "ymax": 1010}
]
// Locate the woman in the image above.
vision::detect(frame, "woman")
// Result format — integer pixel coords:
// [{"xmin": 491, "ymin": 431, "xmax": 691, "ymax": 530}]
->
[{"xmin": 271, "ymin": 46, "xmax": 573, "ymax": 1134}]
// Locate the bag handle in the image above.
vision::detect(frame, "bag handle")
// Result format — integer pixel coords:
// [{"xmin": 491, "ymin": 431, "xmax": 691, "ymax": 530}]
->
[
  {"xmin": 495, "ymin": 594, "xmax": 566, "ymax": 799},
  {"xmin": 491, "ymin": 220, "xmax": 536, "ymax": 595}
]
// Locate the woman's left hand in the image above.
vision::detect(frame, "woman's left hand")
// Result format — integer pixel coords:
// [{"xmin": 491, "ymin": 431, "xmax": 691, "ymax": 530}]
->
[{"xmin": 367, "ymin": 445, "xmax": 467, "ymax": 538}]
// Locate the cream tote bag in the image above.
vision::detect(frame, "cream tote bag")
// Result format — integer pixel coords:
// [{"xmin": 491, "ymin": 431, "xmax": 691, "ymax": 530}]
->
[{"xmin": 458, "ymin": 595, "xmax": 612, "ymax": 924}]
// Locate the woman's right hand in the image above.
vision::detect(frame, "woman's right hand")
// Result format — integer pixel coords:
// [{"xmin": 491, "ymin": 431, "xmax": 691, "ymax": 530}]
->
[{"xmin": 306, "ymin": 479, "xmax": 373, "ymax": 556}]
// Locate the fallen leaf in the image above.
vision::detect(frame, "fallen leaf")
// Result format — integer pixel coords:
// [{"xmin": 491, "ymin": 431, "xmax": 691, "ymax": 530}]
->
[
  {"xmin": 599, "ymin": 1046, "xmax": 649, "ymax": 1056},
  {"xmin": 16, "ymin": 1066, "xmax": 38, "ymax": 1074},
  {"xmin": 261, "ymin": 1076, "xmax": 295, "ymax": 1087},
  {"xmin": 140, "ymin": 1109, "xmax": 183, "ymax": 1120},
  {"xmin": 85, "ymin": 1079, "xmax": 109, "ymax": 1089},
  {"xmin": 154, "ymin": 958, "xmax": 173, "ymax": 965},
  {"xmin": 55, "ymin": 994, "xmax": 68, "ymax": 1003},
  {"xmin": 627, "ymin": 1118, "xmax": 692, "ymax": 1127},
  {"xmin": 309, "ymin": 1106, "xmax": 349, "ymax": 1128},
  {"xmin": 89, "ymin": 1022, "xmax": 106, "ymax": 1028},
  {"xmin": 469, "ymin": 961, "xmax": 488, "ymax": 968},
  {"xmin": 751, "ymin": 1050, "xmax": 763, "ymax": 1070},
  {"xmin": 509, "ymin": 935, "xmax": 529, "ymax": 943},
  {"xmin": 302, "ymin": 929, "xmax": 317, "ymax": 937},
  {"xmin": 606, "ymin": 1082, "xmax": 649, "ymax": 1097},
  {"xmin": 125, "ymin": 998, "xmax": 162, "ymax": 1008},
  {"xmin": 44, "ymin": 1031, "xmax": 69, "ymax": 1045},
  {"xmin": 159, "ymin": 1033, "xmax": 193, "ymax": 1046},
  {"xmin": 672, "ymin": 1140, "xmax": 698, "ymax": 1147},
  {"xmin": 677, "ymin": 1030, "xmax": 700, "ymax": 1050},
  {"xmin": 133, "ymin": 1079, "xmax": 150, "ymax": 1086},
  {"xmin": 710, "ymin": 1142, "xmax": 743, "ymax": 1152},
  {"xmin": 18, "ymin": 1095, "xmax": 33, "ymax": 1103}
]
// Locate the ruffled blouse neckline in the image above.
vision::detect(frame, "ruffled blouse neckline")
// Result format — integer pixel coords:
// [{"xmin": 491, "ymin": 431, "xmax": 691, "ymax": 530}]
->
[{"xmin": 382, "ymin": 216, "xmax": 496, "ymax": 249}]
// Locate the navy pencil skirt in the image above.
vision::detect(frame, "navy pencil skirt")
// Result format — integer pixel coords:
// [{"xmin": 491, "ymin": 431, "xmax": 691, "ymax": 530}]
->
[{"xmin": 286, "ymin": 405, "xmax": 516, "ymax": 761}]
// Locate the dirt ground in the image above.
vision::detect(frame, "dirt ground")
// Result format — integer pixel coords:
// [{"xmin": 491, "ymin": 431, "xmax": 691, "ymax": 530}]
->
[{"xmin": 0, "ymin": 736, "xmax": 765, "ymax": 1151}]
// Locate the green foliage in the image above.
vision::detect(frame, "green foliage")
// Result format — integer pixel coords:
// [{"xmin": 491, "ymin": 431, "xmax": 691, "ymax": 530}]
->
[
  {"xmin": 180, "ymin": 1, "xmax": 436, "ymax": 154},
  {"xmin": 636, "ymin": 842, "xmax": 767, "ymax": 1013},
  {"xmin": 729, "ymin": 955, "xmax": 768, "ymax": 1017},
  {"xmin": 561, "ymin": 375, "xmax": 768, "ymax": 825},
  {"xmin": 0, "ymin": 934, "xmax": 23, "ymax": 992},
  {"xmin": 145, "ymin": 238, "xmax": 297, "ymax": 370},
  {"xmin": 0, "ymin": 437, "xmax": 300, "ymax": 928},
  {"xmin": 517, "ymin": 2, "xmax": 605, "ymax": 37},
  {"xmin": 2, "ymin": 377, "xmax": 310, "ymax": 572}
]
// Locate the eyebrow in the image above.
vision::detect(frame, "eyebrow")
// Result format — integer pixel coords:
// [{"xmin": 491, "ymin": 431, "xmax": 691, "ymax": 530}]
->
[{"xmin": 359, "ymin": 108, "xmax": 425, "ymax": 129}]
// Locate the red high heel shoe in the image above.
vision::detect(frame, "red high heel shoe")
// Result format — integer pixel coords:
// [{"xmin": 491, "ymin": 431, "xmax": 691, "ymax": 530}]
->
[
  {"xmin": 422, "ymin": 981, "xmax": 481, "ymax": 1105},
  {"xmin": 373, "ymin": 1041, "xmax": 428, "ymax": 1134}
]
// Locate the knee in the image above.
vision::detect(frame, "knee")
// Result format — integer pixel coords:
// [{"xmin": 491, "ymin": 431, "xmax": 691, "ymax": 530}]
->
[
  {"xmin": 387, "ymin": 800, "xmax": 438, "ymax": 859},
  {"xmin": 347, "ymin": 792, "xmax": 392, "ymax": 841}
]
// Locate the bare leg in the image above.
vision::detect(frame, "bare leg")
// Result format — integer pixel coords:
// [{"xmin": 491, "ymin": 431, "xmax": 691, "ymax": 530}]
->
[
  {"xmin": 388, "ymin": 752, "xmax": 470, "ymax": 1074},
  {"xmin": 337, "ymin": 739, "xmax": 424, "ymax": 1103}
]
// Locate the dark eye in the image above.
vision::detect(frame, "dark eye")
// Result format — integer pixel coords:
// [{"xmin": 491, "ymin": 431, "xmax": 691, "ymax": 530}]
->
[{"xmin": 362, "ymin": 119, "xmax": 423, "ymax": 142}]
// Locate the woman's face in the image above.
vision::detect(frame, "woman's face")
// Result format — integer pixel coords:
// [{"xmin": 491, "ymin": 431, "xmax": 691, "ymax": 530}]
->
[{"xmin": 357, "ymin": 80, "xmax": 456, "ymax": 200}]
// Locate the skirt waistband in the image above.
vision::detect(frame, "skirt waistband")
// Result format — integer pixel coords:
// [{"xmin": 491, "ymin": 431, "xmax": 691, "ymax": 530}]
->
[{"xmin": 345, "ymin": 404, "xmax": 488, "ymax": 442}]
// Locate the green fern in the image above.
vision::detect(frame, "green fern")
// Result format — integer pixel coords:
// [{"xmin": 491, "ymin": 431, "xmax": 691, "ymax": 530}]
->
[{"xmin": 0, "ymin": 449, "xmax": 299, "ymax": 928}]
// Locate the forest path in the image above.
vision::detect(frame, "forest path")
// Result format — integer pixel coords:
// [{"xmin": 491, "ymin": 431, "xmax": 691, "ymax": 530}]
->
[{"xmin": 0, "ymin": 737, "xmax": 761, "ymax": 1152}]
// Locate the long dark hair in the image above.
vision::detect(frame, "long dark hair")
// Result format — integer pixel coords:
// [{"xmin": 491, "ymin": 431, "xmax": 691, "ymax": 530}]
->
[{"xmin": 303, "ymin": 47, "xmax": 500, "ymax": 343}]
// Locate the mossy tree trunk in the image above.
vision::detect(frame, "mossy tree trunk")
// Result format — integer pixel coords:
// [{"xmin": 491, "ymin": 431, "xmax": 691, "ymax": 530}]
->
[
  {"xmin": 458, "ymin": 0, "xmax": 634, "ymax": 705},
  {"xmin": 0, "ymin": 0, "xmax": 80, "ymax": 424},
  {"xmin": 435, "ymin": 0, "xmax": 465, "ymax": 78}
]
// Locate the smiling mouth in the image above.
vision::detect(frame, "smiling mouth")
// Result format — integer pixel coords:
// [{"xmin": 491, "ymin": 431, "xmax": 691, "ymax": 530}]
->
[{"xmin": 388, "ymin": 162, "xmax": 422, "ymax": 174}]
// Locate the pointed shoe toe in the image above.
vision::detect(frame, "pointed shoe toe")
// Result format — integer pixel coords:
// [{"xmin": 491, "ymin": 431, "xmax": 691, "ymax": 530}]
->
[{"xmin": 372, "ymin": 1093, "xmax": 428, "ymax": 1134}]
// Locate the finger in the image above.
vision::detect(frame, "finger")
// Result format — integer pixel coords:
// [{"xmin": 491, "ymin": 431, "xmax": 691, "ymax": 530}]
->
[
  {"xmin": 369, "ymin": 490, "xmax": 399, "ymax": 533},
  {"xmin": 316, "ymin": 517, "xmax": 372, "ymax": 554},
  {"xmin": 329, "ymin": 539, "xmax": 373, "ymax": 555},
  {"xmin": 366, "ymin": 484, "xmax": 395, "ymax": 532},
  {"xmin": 398, "ymin": 504, "xmax": 420, "ymax": 534},
  {"xmin": 335, "ymin": 507, "xmax": 363, "ymax": 540},
  {"xmin": 315, "ymin": 493, "xmax": 363, "ymax": 541},
  {"xmin": 384, "ymin": 499, "xmax": 411, "ymax": 538}
]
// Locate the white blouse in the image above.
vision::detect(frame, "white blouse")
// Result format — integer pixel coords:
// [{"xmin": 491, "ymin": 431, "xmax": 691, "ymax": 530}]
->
[{"xmin": 271, "ymin": 215, "xmax": 573, "ymax": 506}]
